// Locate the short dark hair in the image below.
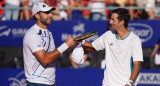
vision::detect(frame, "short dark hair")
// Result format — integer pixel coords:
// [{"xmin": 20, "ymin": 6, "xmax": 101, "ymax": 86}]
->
[
  {"xmin": 33, "ymin": 12, "xmax": 41, "ymax": 20},
  {"xmin": 33, "ymin": 15, "xmax": 37, "ymax": 20},
  {"xmin": 112, "ymin": 8, "xmax": 130, "ymax": 28}
]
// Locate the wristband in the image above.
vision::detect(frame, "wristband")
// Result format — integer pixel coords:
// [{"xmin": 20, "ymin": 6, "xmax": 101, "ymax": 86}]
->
[
  {"xmin": 57, "ymin": 43, "xmax": 69, "ymax": 53},
  {"xmin": 81, "ymin": 40, "xmax": 85, "ymax": 44},
  {"xmin": 126, "ymin": 80, "xmax": 133, "ymax": 86}
]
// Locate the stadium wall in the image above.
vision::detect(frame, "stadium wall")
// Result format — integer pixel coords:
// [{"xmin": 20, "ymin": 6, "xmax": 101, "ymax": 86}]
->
[{"xmin": 0, "ymin": 68, "xmax": 160, "ymax": 86}]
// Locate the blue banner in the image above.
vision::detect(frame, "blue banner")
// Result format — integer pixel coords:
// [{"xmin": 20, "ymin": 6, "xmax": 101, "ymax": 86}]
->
[
  {"xmin": 0, "ymin": 20, "xmax": 160, "ymax": 47},
  {"xmin": 0, "ymin": 68, "xmax": 160, "ymax": 86}
]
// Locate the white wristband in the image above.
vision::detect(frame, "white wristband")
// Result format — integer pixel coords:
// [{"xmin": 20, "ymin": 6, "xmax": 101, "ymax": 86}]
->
[
  {"xmin": 81, "ymin": 40, "xmax": 85, "ymax": 44},
  {"xmin": 57, "ymin": 43, "xmax": 69, "ymax": 53},
  {"xmin": 126, "ymin": 80, "xmax": 133, "ymax": 86}
]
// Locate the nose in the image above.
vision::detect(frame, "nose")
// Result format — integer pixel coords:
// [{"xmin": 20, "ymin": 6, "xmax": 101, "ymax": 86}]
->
[
  {"xmin": 109, "ymin": 20, "xmax": 112, "ymax": 24},
  {"xmin": 48, "ymin": 12, "xmax": 53, "ymax": 17}
]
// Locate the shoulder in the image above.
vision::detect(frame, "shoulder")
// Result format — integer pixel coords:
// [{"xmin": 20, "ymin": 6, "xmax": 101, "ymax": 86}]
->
[
  {"xmin": 103, "ymin": 30, "xmax": 116, "ymax": 36},
  {"xmin": 23, "ymin": 26, "xmax": 40, "ymax": 42},
  {"xmin": 24, "ymin": 28, "xmax": 37, "ymax": 38},
  {"xmin": 130, "ymin": 32, "xmax": 141, "ymax": 43},
  {"xmin": 130, "ymin": 32, "xmax": 140, "ymax": 40}
]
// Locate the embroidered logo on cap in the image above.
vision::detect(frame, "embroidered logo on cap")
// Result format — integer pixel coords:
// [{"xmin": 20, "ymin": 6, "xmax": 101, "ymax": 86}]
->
[{"xmin": 43, "ymin": 4, "xmax": 46, "ymax": 8}]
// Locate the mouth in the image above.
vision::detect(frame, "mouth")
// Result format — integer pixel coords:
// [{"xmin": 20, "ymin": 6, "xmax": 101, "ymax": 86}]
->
[
  {"xmin": 47, "ymin": 18, "xmax": 52, "ymax": 24},
  {"xmin": 49, "ymin": 18, "xmax": 51, "ymax": 21},
  {"xmin": 48, "ymin": 18, "xmax": 52, "ymax": 22},
  {"xmin": 110, "ymin": 24, "xmax": 114, "ymax": 27}
]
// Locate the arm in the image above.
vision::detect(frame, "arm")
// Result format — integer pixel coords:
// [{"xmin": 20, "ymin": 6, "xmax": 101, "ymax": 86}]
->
[
  {"xmin": 130, "ymin": 61, "xmax": 141, "ymax": 81},
  {"xmin": 126, "ymin": 37, "xmax": 143, "ymax": 86},
  {"xmin": 82, "ymin": 41, "xmax": 96, "ymax": 52},
  {"xmin": 125, "ymin": 61, "xmax": 141, "ymax": 86},
  {"xmin": 34, "ymin": 34, "xmax": 75, "ymax": 66},
  {"xmin": 150, "ymin": 44, "xmax": 158, "ymax": 58}
]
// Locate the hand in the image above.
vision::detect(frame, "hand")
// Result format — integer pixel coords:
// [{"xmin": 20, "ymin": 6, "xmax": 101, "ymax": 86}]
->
[
  {"xmin": 125, "ymin": 80, "xmax": 133, "ymax": 86},
  {"xmin": 75, "ymin": 40, "xmax": 85, "ymax": 46},
  {"xmin": 65, "ymin": 34, "xmax": 76, "ymax": 47},
  {"xmin": 125, "ymin": 84, "xmax": 130, "ymax": 86}
]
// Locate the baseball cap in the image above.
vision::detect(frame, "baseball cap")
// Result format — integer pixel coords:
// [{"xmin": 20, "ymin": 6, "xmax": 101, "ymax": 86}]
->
[{"xmin": 32, "ymin": 2, "xmax": 56, "ymax": 16}]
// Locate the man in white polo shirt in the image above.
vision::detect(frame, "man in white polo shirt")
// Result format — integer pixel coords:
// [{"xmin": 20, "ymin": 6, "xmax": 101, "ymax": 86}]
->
[
  {"xmin": 23, "ymin": 2, "xmax": 75, "ymax": 86},
  {"xmin": 72, "ymin": 8, "xmax": 143, "ymax": 86}
]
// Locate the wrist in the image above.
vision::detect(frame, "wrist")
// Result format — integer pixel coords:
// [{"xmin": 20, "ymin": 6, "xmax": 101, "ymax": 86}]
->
[
  {"xmin": 126, "ymin": 80, "xmax": 133, "ymax": 86},
  {"xmin": 57, "ymin": 43, "xmax": 69, "ymax": 53}
]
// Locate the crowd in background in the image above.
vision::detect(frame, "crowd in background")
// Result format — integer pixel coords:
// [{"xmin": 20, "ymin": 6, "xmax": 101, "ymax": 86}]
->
[{"xmin": 0, "ymin": 0, "xmax": 160, "ymax": 21}]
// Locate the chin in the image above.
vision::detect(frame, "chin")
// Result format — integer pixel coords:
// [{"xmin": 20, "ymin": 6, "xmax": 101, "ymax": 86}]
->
[
  {"xmin": 47, "ymin": 19, "xmax": 52, "ymax": 24},
  {"xmin": 110, "ymin": 27, "xmax": 115, "ymax": 30},
  {"xmin": 47, "ymin": 22, "xmax": 51, "ymax": 25}
]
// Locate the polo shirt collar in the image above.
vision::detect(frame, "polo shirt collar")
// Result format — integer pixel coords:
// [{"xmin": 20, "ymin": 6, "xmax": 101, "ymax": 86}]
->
[{"xmin": 33, "ymin": 24, "xmax": 48, "ymax": 33}]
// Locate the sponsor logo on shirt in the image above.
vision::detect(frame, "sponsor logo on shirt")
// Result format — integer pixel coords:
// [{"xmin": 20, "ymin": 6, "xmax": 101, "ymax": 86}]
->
[{"xmin": 37, "ymin": 45, "xmax": 41, "ymax": 47}]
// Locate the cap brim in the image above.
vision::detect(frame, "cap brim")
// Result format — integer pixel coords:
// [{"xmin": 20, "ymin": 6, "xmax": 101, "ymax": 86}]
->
[
  {"xmin": 46, "ymin": 7, "xmax": 56, "ymax": 12},
  {"xmin": 51, "ymin": 7, "xmax": 56, "ymax": 11},
  {"xmin": 41, "ymin": 7, "xmax": 56, "ymax": 13},
  {"xmin": 32, "ymin": 7, "xmax": 56, "ymax": 16}
]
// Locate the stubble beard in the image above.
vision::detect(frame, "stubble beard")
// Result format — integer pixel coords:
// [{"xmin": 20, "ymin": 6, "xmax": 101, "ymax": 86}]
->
[{"xmin": 41, "ymin": 19, "xmax": 51, "ymax": 26}]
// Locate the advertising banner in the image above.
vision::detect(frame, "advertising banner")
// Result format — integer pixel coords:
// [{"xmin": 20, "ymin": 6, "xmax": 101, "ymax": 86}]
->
[
  {"xmin": 0, "ymin": 68, "xmax": 160, "ymax": 86},
  {"xmin": 0, "ymin": 20, "xmax": 160, "ymax": 47}
]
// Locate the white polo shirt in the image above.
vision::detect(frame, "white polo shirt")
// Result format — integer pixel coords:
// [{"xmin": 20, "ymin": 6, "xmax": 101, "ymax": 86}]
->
[
  {"xmin": 23, "ymin": 24, "xmax": 56, "ymax": 85},
  {"xmin": 92, "ymin": 30, "xmax": 143, "ymax": 86}
]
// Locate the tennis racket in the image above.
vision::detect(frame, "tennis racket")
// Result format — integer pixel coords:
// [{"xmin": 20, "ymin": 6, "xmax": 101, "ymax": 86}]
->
[{"xmin": 74, "ymin": 31, "xmax": 98, "ymax": 42}]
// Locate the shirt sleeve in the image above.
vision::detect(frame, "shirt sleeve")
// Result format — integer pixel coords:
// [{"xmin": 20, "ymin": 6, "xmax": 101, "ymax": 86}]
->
[
  {"xmin": 131, "ymin": 36, "xmax": 143, "ymax": 62},
  {"xmin": 25, "ymin": 32, "xmax": 44, "ymax": 53},
  {"xmin": 92, "ymin": 32, "xmax": 106, "ymax": 51}
]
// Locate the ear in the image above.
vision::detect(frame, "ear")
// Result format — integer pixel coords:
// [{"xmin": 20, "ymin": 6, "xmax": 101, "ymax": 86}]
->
[
  {"xmin": 120, "ymin": 20, "xmax": 124, "ymax": 26},
  {"xmin": 35, "ymin": 13, "xmax": 40, "ymax": 20}
]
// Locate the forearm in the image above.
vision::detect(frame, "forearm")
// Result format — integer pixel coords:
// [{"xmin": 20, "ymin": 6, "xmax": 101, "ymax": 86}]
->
[
  {"xmin": 45, "ymin": 50, "xmax": 61, "ymax": 63},
  {"xmin": 34, "ymin": 49, "xmax": 61, "ymax": 66},
  {"xmin": 125, "ymin": 61, "xmax": 141, "ymax": 86},
  {"xmin": 129, "ymin": 61, "xmax": 141, "ymax": 81},
  {"xmin": 34, "ymin": 43, "xmax": 69, "ymax": 66},
  {"xmin": 82, "ymin": 41, "xmax": 96, "ymax": 52},
  {"xmin": 45, "ymin": 42, "xmax": 69, "ymax": 63},
  {"xmin": 151, "ymin": 44, "xmax": 158, "ymax": 58},
  {"xmin": 150, "ymin": 51, "xmax": 156, "ymax": 58}
]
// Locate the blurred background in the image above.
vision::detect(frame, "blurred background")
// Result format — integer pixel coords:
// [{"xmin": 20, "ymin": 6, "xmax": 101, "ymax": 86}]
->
[{"xmin": 0, "ymin": 0, "xmax": 160, "ymax": 86}]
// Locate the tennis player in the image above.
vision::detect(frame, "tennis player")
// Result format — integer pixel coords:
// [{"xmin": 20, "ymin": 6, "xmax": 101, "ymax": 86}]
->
[
  {"xmin": 72, "ymin": 8, "xmax": 143, "ymax": 86},
  {"xmin": 23, "ymin": 2, "xmax": 75, "ymax": 86}
]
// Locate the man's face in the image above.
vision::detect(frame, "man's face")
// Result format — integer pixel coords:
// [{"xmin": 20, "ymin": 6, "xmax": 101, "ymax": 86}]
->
[
  {"xmin": 109, "ymin": 13, "xmax": 122, "ymax": 30},
  {"xmin": 38, "ymin": 11, "xmax": 53, "ymax": 25}
]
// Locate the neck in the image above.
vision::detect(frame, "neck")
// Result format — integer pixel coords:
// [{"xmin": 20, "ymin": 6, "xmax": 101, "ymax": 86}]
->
[
  {"xmin": 116, "ymin": 27, "xmax": 129, "ymax": 40},
  {"xmin": 36, "ymin": 21, "xmax": 47, "ymax": 29}
]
